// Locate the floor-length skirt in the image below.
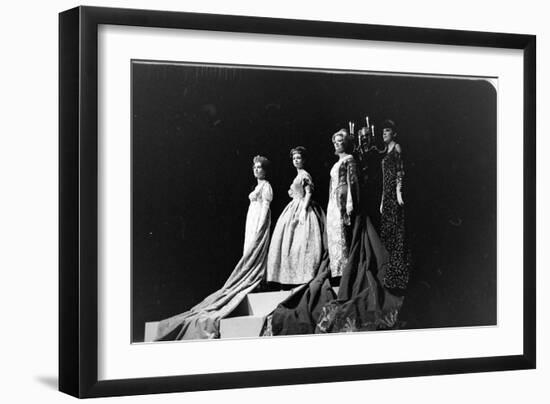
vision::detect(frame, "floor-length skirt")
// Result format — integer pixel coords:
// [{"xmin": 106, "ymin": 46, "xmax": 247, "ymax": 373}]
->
[
  {"xmin": 155, "ymin": 215, "xmax": 271, "ymax": 340},
  {"xmin": 266, "ymin": 200, "xmax": 326, "ymax": 284},
  {"xmin": 326, "ymin": 194, "xmax": 350, "ymax": 278}
]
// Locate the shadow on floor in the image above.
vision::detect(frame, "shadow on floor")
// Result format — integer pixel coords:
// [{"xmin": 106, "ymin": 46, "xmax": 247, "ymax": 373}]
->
[{"xmin": 35, "ymin": 375, "xmax": 58, "ymax": 390}]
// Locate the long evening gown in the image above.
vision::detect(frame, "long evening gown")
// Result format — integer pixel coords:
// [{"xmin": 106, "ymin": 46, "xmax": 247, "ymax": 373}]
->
[
  {"xmin": 326, "ymin": 155, "xmax": 359, "ymax": 277},
  {"xmin": 266, "ymin": 170, "xmax": 326, "ymax": 284},
  {"xmin": 380, "ymin": 146, "xmax": 411, "ymax": 290},
  {"xmin": 155, "ymin": 180, "xmax": 273, "ymax": 340},
  {"xmin": 263, "ymin": 153, "xmax": 404, "ymax": 336}
]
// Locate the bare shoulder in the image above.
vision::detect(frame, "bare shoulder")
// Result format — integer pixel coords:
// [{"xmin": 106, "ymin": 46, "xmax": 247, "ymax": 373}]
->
[{"xmin": 394, "ymin": 143, "xmax": 403, "ymax": 153}]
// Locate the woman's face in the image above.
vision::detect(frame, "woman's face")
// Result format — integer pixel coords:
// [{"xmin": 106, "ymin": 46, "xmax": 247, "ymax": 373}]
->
[
  {"xmin": 382, "ymin": 128, "xmax": 395, "ymax": 144},
  {"xmin": 253, "ymin": 162, "xmax": 266, "ymax": 180},
  {"xmin": 292, "ymin": 152, "xmax": 304, "ymax": 169},
  {"xmin": 333, "ymin": 135, "xmax": 345, "ymax": 154}
]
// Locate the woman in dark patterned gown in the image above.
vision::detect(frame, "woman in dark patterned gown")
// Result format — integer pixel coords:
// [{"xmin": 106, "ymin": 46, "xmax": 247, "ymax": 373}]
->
[{"xmin": 380, "ymin": 119, "xmax": 411, "ymax": 291}]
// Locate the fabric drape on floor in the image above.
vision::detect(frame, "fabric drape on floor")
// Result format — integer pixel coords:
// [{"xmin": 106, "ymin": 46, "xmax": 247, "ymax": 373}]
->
[
  {"xmin": 265, "ymin": 212, "xmax": 403, "ymax": 336},
  {"xmin": 155, "ymin": 213, "xmax": 271, "ymax": 341},
  {"xmin": 316, "ymin": 214, "xmax": 403, "ymax": 333},
  {"xmin": 269, "ymin": 252, "xmax": 335, "ymax": 336}
]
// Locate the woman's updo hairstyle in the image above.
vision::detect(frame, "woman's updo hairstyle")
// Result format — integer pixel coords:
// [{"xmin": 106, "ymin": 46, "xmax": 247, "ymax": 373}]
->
[
  {"xmin": 252, "ymin": 155, "xmax": 271, "ymax": 176},
  {"xmin": 332, "ymin": 128, "xmax": 354, "ymax": 153},
  {"xmin": 289, "ymin": 146, "xmax": 307, "ymax": 161}
]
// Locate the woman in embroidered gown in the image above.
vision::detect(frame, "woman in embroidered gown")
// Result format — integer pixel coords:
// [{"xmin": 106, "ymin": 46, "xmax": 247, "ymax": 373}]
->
[
  {"xmin": 326, "ymin": 129, "xmax": 360, "ymax": 278},
  {"xmin": 380, "ymin": 120, "xmax": 411, "ymax": 290},
  {"xmin": 266, "ymin": 147, "xmax": 326, "ymax": 285},
  {"xmin": 315, "ymin": 126, "xmax": 404, "ymax": 333},
  {"xmin": 155, "ymin": 155, "xmax": 273, "ymax": 340}
]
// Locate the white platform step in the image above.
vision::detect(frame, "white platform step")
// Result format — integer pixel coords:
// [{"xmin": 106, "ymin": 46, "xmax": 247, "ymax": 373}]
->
[
  {"xmin": 230, "ymin": 290, "xmax": 293, "ymax": 316},
  {"xmin": 218, "ymin": 290, "xmax": 294, "ymax": 339},
  {"xmin": 144, "ymin": 321, "xmax": 160, "ymax": 342},
  {"xmin": 143, "ymin": 286, "xmax": 337, "ymax": 341},
  {"xmin": 219, "ymin": 315, "xmax": 266, "ymax": 339}
]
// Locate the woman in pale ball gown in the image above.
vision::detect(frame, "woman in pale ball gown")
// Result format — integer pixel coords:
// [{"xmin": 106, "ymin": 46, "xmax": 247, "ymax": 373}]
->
[
  {"xmin": 155, "ymin": 155, "xmax": 273, "ymax": 340},
  {"xmin": 266, "ymin": 147, "xmax": 326, "ymax": 285},
  {"xmin": 326, "ymin": 129, "xmax": 360, "ymax": 279}
]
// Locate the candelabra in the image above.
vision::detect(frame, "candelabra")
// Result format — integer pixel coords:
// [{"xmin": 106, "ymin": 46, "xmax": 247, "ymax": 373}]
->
[{"xmin": 348, "ymin": 116, "xmax": 388, "ymax": 160}]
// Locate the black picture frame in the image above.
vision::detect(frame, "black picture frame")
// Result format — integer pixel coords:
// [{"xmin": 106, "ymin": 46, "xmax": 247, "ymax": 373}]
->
[{"xmin": 59, "ymin": 5, "xmax": 536, "ymax": 398}]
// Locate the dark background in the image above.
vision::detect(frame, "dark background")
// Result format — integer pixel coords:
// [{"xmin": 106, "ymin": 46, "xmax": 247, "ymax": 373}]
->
[{"xmin": 131, "ymin": 61, "xmax": 497, "ymax": 342}]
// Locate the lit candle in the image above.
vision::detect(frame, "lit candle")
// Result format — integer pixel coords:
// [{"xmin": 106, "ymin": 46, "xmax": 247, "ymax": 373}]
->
[
  {"xmin": 371, "ymin": 125, "xmax": 375, "ymax": 137},
  {"xmin": 366, "ymin": 116, "xmax": 370, "ymax": 128}
]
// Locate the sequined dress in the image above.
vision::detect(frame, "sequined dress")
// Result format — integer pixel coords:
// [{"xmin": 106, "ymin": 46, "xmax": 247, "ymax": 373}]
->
[{"xmin": 380, "ymin": 146, "xmax": 410, "ymax": 289}]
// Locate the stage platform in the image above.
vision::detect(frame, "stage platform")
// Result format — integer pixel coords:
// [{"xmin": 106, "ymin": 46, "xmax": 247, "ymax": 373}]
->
[{"xmin": 144, "ymin": 286, "xmax": 339, "ymax": 341}]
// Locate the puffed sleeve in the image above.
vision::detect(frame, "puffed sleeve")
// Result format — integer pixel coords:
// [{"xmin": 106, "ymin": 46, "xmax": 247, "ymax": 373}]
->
[
  {"xmin": 261, "ymin": 182, "xmax": 273, "ymax": 204},
  {"xmin": 301, "ymin": 172, "xmax": 314, "ymax": 194}
]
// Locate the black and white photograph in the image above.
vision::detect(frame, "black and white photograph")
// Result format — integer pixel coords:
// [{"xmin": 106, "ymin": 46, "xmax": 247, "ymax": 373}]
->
[
  {"xmin": 131, "ymin": 61, "xmax": 497, "ymax": 343},
  {"xmin": 2, "ymin": 0, "xmax": 543, "ymax": 402}
]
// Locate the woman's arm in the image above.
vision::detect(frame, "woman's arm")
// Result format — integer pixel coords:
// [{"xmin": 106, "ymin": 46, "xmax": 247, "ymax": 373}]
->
[
  {"xmin": 299, "ymin": 177, "xmax": 313, "ymax": 224},
  {"xmin": 258, "ymin": 182, "xmax": 273, "ymax": 232},
  {"xmin": 395, "ymin": 144, "xmax": 405, "ymax": 206},
  {"xmin": 339, "ymin": 157, "xmax": 359, "ymax": 226},
  {"xmin": 346, "ymin": 157, "xmax": 360, "ymax": 216}
]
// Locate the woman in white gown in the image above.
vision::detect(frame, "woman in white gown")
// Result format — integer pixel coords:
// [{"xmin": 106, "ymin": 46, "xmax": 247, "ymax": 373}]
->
[
  {"xmin": 243, "ymin": 157, "xmax": 273, "ymax": 255},
  {"xmin": 155, "ymin": 155, "xmax": 273, "ymax": 340}
]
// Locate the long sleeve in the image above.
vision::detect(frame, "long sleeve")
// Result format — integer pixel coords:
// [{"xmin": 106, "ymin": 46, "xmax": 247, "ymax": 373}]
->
[
  {"xmin": 395, "ymin": 147, "xmax": 404, "ymax": 192},
  {"xmin": 345, "ymin": 157, "xmax": 360, "ymax": 216}
]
